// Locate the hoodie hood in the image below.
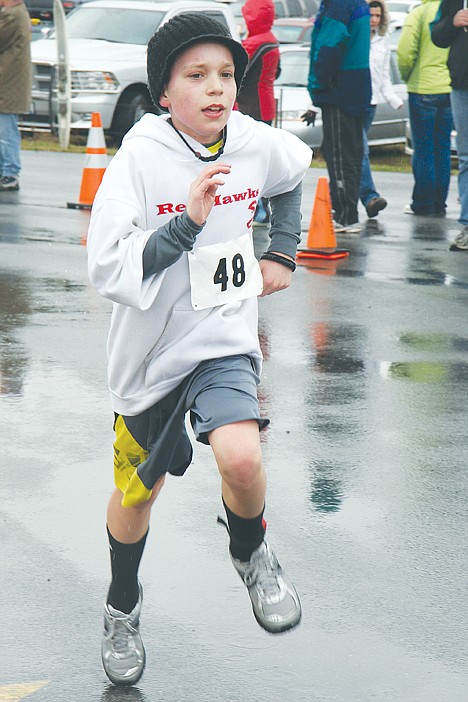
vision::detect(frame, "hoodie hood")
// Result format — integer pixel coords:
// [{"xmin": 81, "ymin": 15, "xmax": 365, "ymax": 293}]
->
[{"xmin": 242, "ymin": 0, "xmax": 275, "ymax": 36}]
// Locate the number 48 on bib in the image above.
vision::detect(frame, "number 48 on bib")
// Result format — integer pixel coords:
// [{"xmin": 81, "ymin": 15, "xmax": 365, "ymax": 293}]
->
[{"xmin": 188, "ymin": 233, "xmax": 263, "ymax": 310}]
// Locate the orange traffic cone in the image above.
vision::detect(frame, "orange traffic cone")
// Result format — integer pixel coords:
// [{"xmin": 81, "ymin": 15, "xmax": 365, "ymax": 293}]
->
[
  {"xmin": 67, "ymin": 112, "xmax": 108, "ymax": 210},
  {"xmin": 296, "ymin": 177, "xmax": 350, "ymax": 261}
]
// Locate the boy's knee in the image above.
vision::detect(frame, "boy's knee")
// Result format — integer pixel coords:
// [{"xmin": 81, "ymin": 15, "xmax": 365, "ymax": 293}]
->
[{"xmin": 219, "ymin": 449, "xmax": 263, "ymax": 491}]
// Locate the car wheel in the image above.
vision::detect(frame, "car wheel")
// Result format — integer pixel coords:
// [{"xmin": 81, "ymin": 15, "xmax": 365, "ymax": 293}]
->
[{"xmin": 110, "ymin": 89, "xmax": 158, "ymax": 144}]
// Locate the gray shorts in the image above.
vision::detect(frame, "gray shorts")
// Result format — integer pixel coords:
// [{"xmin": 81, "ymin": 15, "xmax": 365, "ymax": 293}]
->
[{"xmin": 113, "ymin": 354, "xmax": 269, "ymax": 493}]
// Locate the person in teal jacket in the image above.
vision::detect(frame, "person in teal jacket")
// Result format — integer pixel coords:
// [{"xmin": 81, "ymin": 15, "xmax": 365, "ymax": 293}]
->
[
  {"xmin": 307, "ymin": 0, "xmax": 371, "ymax": 231},
  {"xmin": 397, "ymin": 0, "xmax": 453, "ymax": 215}
]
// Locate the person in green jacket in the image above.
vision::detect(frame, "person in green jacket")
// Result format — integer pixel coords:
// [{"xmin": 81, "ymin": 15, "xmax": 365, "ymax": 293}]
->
[{"xmin": 397, "ymin": 0, "xmax": 453, "ymax": 215}]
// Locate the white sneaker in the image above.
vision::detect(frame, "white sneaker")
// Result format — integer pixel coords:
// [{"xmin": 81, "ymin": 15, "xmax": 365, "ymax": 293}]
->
[
  {"xmin": 101, "ymin": 583, "xmax": 146, "ymax": 686},
  {"xmin": 449, "ymin": 226, "xmax": 468, "ymax": 251},
  {"xmin": 333, "ymin": 221, "xmax": 362, "ymax": 233},
  {"xmin": 404, "ymin": 205, "xmax": 414, "ymax": 215}
]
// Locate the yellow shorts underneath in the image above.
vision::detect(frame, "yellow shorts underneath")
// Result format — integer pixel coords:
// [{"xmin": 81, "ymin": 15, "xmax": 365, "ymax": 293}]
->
[{"xmin": 113, "ymin": 415, "xmax": 153, "ymax": 508}]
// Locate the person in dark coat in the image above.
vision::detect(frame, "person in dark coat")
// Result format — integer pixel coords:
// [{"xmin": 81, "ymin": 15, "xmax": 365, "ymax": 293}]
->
[{"xmin": 0, "ymin": 0, "xmax": 31, "ymax": 191}]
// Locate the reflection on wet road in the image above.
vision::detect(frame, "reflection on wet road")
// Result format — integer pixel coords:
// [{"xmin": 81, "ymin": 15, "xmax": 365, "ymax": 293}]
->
[{"xmin": 1, "ymin": 157, "xmax": 467, "ymax": 701}]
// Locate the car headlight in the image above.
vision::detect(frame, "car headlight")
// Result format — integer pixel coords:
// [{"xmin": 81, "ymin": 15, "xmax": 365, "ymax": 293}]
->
[{"xmin": 71, "ymin": 71, "xmax": 120, "ymax": 92}]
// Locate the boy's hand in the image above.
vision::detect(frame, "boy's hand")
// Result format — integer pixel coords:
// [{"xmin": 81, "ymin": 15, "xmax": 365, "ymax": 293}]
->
[
  {"xmin": 186, "ymin": 163, "xmax": 231, "ymax": 226},
  {"xmin": 259, "ymin": 258, "xmax": 293, "ymax": 296}
]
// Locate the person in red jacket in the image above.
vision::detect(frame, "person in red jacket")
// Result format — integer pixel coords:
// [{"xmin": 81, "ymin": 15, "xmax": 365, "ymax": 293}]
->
[
  {"xmin": 237, "ymin": 0, "xmax": 280, "ymax": 124},
  {"xmin": 237, "ymin": 0, "xmax": 280, "ymax": 222}
]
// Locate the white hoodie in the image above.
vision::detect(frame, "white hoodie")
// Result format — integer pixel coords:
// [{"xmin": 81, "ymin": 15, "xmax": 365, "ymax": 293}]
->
[{"xmin": 87, "ymin": 111, "xmax": 312, "ymax": 415}]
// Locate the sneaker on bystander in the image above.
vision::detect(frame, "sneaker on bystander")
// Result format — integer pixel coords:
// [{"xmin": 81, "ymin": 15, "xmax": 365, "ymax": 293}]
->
[{"xmin": 0, "ymin": 176, "xmax": 19, "ymax": 191}]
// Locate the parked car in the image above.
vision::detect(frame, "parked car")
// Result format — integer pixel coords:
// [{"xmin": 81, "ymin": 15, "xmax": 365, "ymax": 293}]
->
[
  {"xmin": 25, "ymin": 0, "xmax": 91, "ymax": 22},
  {"xmin": 214, "ymin": 0, "xmax": 246, "ymax": 37},
  {"xmin": 274, "ymin": 45, "xmax": 409, "ymax": 148},
  {"xmin": 389, "ymin": 23, "xmax": 403, "ymax": 49},
  {"xmin": 30, "ymin": 16, "xmax": 52, "ymax": 39},
  {"xmin": 20, "ymin": 0, "xmax": 240, "ymax": 141},
  {"xmin": 273, "ymin": 0, "xmax": 318, "ymax": 18},
  {"xmin": 216, "ymin": 0, "xmax": 318, "ymax": 37},
  {"xmin": 273, "ymin": 17, "xmax": 314, "ymax": 44},
  {"xmin": 386, "ymin": 0, "xmax": 421, "ymax": 27}
]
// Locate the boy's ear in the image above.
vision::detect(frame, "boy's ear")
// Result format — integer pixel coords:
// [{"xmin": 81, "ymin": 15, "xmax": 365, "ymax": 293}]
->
[{"xmin": 159, "ymin": 89, "xmax": 170, "ymax": 109}]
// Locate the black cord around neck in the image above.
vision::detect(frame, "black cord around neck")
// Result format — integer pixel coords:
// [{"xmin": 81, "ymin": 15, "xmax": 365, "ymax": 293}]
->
[{"xmin": 168, "ymin": 119, "xmax": 227, "ymax": 162}]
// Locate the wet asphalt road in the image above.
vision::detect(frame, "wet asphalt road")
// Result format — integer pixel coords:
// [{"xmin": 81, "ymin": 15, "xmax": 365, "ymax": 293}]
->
[{"xmin": 1, "ymin": 150, "xmax": 467, "ymax": 702}]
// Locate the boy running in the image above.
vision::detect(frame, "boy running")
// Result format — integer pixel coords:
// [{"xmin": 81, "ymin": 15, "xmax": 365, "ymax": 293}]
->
[{"xmin": 87, "ymin": 13, "xmax": 312, "ymax": 687}]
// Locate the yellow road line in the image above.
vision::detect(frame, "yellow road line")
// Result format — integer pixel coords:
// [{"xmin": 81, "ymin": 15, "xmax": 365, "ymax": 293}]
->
[{"xmin": 0, "ymin": 681, "xmax": 49, "ymax": 702}]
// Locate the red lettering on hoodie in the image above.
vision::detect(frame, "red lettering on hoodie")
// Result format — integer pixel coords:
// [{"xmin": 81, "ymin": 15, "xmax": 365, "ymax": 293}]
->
[{"xmin": 156, "ymin": 187, "xmax": 260, "ymax": 215}]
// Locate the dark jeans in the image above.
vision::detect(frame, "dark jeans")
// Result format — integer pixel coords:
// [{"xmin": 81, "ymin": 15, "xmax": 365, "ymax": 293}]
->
[
  {"xmin": 321, "ymin": 103, "xmax": 364, "ymax": 225},
  {"xmin": 359, "ymin": 105, "xmax": 380, "ymax": 206},
  {"xmin": 408, "ymin": 92, "xmax": 453, "ymax": 215}
]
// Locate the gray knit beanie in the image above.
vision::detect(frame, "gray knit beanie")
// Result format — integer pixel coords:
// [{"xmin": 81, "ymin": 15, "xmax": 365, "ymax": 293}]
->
[{"xmin": 147, "ymin": 13, "xmax": 248, "ymax": 111}]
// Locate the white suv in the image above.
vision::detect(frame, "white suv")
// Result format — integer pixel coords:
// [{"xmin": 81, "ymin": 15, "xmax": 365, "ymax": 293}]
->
[{"xmin": 21, "ymin": 0, "xmax": 240, "ymax": 141}]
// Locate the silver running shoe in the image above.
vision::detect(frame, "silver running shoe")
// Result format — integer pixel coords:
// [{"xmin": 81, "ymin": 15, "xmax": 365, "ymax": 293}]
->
[
  {"xmin": 231, "ymin": 542, "xmax": 302, "ymax": 634},
  {"xmin": 101, "ymin": 583, "xmax": 146, "ymax": 686}
]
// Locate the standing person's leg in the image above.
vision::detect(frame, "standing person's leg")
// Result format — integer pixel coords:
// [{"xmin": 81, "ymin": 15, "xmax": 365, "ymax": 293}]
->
[
  {"xmin": 321, "ymin": 104, "xmax": 362, "ymax": 227},
  {"xmin": 209, "ymin": 419, "xmax": 301, "ymax": 633},
  {"xmin": 408, "ymin": 93, "xmax": 437, "ymax": 214},
  {"xmin": 0, "ymin": 116, "xmax": 3, "ymax": 177},
  {"xmin": 350, "ymin": 112, "xmax": 364, "ymax": 214},
  {"xmin": 433, "ymin": 94, "xmax": 453, "ymax": 215},
  {"xmin": 0, "ymin": 113, "xmax": 21, "ymax": 190},
  {"xmin": 360, "ymin": 105, "xmax": 387, "ymax": 217},
  {"xmin": 360, "ymin": 105, "xmax": 379, "ymax": 206},
  {"xmin": 450, "ymin": 89, "xmax": 468, "ymax": 226},
  {"xmin": 449, "ymin": 88, "xmax": 468, "ymax": 250}
]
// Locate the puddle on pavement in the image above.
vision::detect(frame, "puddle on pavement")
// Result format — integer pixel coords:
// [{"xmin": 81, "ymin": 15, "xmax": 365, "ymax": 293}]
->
[
  {"xmin": 398, "ymin": 332, "xmax": 468, "ymax": 353},
  {"xmin": 0, "ymin": 272, "xmax": 32, "ymax": 396},
  {"xmin": 378, "ymin": 360, "xmax": 468, "ymax": 383}
]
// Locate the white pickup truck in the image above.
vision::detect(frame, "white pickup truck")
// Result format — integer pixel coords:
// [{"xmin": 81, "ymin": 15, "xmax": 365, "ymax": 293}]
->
[{"xmin": 21, "ymin": 0, "xmax": 240, "ymax": 142}]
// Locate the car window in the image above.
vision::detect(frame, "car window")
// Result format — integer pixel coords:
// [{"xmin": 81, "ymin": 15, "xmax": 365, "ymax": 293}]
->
[
  {"xmin": 287, "ymin": 0, "xmax": 303, "ymax": 15},
  {"xmin": 199, "ymin": 11, "xmax": 230, "ymax": 29},
  {"xmin": 386, "ymin": 2, "xmax": 413, "ymax": 12},
  {"xmin": 274, "ymin": 24, "xmax": 310, "ymax": 43},
  {"xmin": 224, "ymin": 0, "xmax": 245, "ymax": 18},
  {"xmin": 65, "ymin": 7, "xmax": 165, "ymax": 44},
  {"xmin": 275, "ymin": 50, "xmax": 309, "ymax": 87},
  {"xmin": 302, "ymin": 0, "xmax": 318, "ymax": 15},
  {"xmin": 275, "ymin": 2, "xmax": 286, "ymax": 18}
]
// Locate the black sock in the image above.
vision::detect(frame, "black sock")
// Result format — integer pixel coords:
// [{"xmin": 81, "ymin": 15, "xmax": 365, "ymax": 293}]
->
[
  {"xmin": 106, "ymin": 526, "xmax": 148, "ymax": 614},
  {"xmin": 223, "ymin": 499, "xmax": 266, "ymax": 562}
]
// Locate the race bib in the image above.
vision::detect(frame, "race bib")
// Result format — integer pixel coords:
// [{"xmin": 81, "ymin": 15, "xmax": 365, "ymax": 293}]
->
[{"xmin": 188, "ymin": 233, "xmax": 263, "ymax": 310}]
